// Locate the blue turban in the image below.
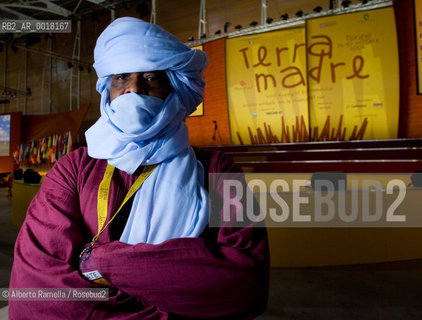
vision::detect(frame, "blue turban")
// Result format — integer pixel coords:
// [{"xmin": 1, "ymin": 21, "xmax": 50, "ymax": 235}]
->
[
  {"xmin": 85, "ymin": 17, "xmax": 209, "ymax": 245},
  {"xmin": 93, "ymin": 17, "xmax": 208, "ymax": 116}
]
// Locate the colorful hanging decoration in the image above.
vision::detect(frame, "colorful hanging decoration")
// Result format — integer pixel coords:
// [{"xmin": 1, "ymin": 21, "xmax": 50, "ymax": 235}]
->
[{"xmin": 16, "ymin": 131, "xmax": 73, "ymax": 165}]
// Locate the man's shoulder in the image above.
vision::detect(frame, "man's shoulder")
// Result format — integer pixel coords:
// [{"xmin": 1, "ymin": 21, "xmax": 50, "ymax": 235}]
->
[
  {"xmin": 52, "ymin": 146, "xmax": 106, "ymax": 175},
  {"xmin": 192, "ymin": 146, "xmax": 241, "ymax": 174},
  {"xmin": 65, "ymin": 146, "xmax": 103, "ymax": 164}
]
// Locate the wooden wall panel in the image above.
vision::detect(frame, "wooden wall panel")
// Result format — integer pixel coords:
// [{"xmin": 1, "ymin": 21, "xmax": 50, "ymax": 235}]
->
[
  {"xmin": 1, "ymin": 18, "xmax": 104, "ymax": 120},
  {"xmin": 395, "ymin": 0, "xmax": 422, "ymax": 138},
  {"xmin": 186, "ymin": 38, "xmax": 231, "ymax": 146},
  {"xmin": 156, "ymin": 0, "xmax": 198, "ymax": 42},
  {"xmin": 206, "ymin": 0, "xmax": 260, "ymax": 38},
  {"xmin": 156, "ymin": 0, "xmax": 328, "ymax": 42},
  {"xmin": 22, "ymin": 106, "xmax": 89, "ymax": 142},
  {"xmin": 267, "ymin": 0, "xmax": 329, "ymax": 20},
  {"xmin": 26, "ymin": 48, "xmax": 47, "ymax": 114},
  {"xmin": 4, "ymin": 47, "xmax": 24, "ymax": 113}
]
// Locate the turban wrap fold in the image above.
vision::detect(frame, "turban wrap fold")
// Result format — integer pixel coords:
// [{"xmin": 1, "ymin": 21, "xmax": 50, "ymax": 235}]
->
[
  {"xmin": 93, "ymin": 17, "xmax": 208, "ymax": 117},
  {"xmin": 85, "ymin": 17, "xmax": 209, "ymax": 245}
]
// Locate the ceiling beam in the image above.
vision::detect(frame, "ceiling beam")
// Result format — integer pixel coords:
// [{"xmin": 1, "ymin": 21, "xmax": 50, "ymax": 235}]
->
[
  {"xmin": 85, "ymin": 0, "xmax": 107, "ymax": 4},
  {"xmin": 38, "ymin": 1, "xmax": 73, "ymax": 17},
  {"xmin": 0, "ymin": 1, "xmax": 72, "ymax": 18},
  {"xmin": 0, "ymin": 6, "xmax": 35, "ymax": 20}
]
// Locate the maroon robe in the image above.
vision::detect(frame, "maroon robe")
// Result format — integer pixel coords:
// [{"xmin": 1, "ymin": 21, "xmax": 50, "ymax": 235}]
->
[{"xmin": 9, "ymin": 147, "xmax": 269, "ymax": 319}]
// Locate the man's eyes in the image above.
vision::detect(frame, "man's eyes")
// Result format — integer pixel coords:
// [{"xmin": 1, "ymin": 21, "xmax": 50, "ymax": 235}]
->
[
  {"xmin": 113, "ymin": 74, "xmax": 128, "ymax": 81},
  {"xmin": 111, "ymin": 73, "xmax": 165, "ymax": 84},
  {"xmin": 143, "ymin": 74, "xmax": 160, "ymax": 82}
]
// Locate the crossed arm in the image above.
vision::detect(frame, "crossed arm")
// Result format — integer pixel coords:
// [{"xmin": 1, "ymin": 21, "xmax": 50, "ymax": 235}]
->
[{"xmin": 9, "ymin": 149, "xmax": 269, "ymax": 319}]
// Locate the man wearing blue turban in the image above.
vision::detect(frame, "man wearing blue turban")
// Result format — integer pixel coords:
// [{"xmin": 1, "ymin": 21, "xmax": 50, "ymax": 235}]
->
[{"xmin": 9, "ymin": 17, "xmax": 269, "ymax": 319}]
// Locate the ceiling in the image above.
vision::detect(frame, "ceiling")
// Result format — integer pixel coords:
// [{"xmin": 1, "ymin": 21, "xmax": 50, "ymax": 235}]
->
[
  {"xmin": 0, "ymin": 1, "xmax": 389, "ymax": 46},
  {"xmin": 0, "ymin": 0, "xmax": 142, "ymax": 20},
  {"xmin": 0, "ymin": 0, "xmax": 149, "ymax": 44}
]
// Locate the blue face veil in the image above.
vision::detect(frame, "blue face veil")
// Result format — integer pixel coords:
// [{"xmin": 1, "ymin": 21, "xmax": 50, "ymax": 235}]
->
[{"xmin": 85, "ymin": 17, "xmax": 209, "ymax": 245}]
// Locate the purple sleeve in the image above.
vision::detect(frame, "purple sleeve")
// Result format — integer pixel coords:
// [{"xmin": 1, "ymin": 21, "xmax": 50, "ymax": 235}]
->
[
  {"xmin": 92, "ymin": 151, "xmax": 270, "ymax": 319},
  {"xmin": 8, "ymin": 149, "xmax": 170, "ymax": 319}
]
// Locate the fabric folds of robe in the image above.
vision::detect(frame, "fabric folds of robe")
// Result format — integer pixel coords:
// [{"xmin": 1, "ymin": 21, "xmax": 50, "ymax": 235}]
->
[{"xmin": 8, "ymin": 147, "xmax": 270, "ymax": 319}]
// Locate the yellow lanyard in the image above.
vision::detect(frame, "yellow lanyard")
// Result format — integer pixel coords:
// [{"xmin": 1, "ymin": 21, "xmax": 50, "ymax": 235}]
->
[{"xmin": 92, "ymin": 163, "xmax": 157, "ymax": 245}]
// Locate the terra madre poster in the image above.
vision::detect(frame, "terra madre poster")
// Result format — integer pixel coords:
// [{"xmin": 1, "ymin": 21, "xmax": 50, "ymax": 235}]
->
[{"xmin": 226, "ymin": 7, "xmax": 398, "ymax": 144}]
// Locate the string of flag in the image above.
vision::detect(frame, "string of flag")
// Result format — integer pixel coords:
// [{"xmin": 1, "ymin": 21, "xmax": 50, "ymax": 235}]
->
[{"xmin": 15, "ymin": 131, "xmax": 73, "ymax": 165}]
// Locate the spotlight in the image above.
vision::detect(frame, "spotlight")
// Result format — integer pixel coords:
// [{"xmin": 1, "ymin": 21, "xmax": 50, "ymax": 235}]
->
[
  {"xmin": 224, "ymin": 22, "xmax": 231, "ymax": 33},
  {"xmin": 250, "ymin": 21, "xmax": 258, "ymax": 27},
  {"xmin": 11, "ymin": 45, "xmax": 18, "ymax": 53},
  {"xmin": 67, "ymin": 62, "xmax": 73, "ymax": 69},
  {"xmin": 235, "ymin": 24, "xmax": 242, "ymax": 31},
  {"xmin": 313, "ymin": 6, "xmax": 323, "ymax": 13},
  {"xmin": 187, "ymin": 36, "xmax": 194, "ymax": 41},
  {"xmin": 266, "ymin": 17, "xmax": 273, "ymax": 24},
  {"xmin": 296, "ymin": 10, "xmax": 304, "ymax": 17},
  {"xmin": 214, "ymin": 29, "xmax": 221, "ymax": 35},
  {"xmin": 280, "ymin": 13, "xmax": 289, "ymax": 20},
  {"xmin": 200, "ymin": 33, "xmax": 206, "ymax": 39},
  {"xmin": 341, "ymin": 0, "xmax": 351, "ymax": 7}
]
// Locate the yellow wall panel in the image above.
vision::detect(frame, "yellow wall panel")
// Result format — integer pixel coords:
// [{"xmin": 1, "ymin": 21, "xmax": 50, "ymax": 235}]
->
[
  {"xmin": 307, "ymin": 7, "xmax": 399, "ymax": 140},
  {"xmin": 226, "ymin": 27, "xmax": 309, "ymax": 144}
]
